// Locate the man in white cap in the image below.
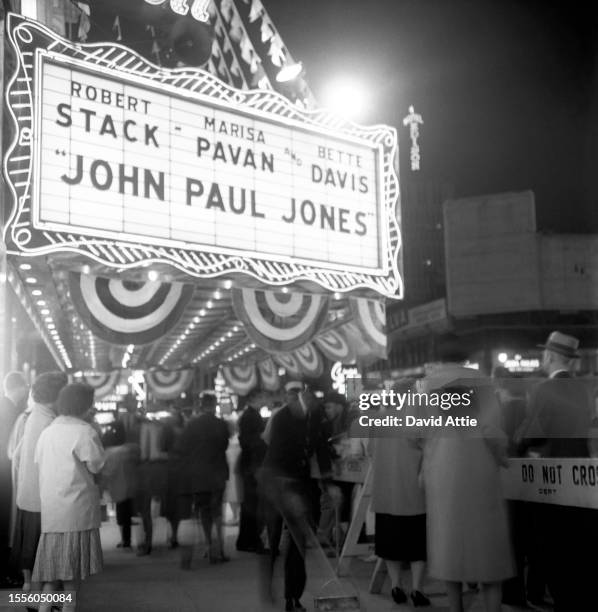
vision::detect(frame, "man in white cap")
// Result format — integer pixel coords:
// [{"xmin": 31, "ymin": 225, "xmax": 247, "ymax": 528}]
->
[{"xmin": 518, "ymin": 331, "xmax": 594, "ymax": 611}]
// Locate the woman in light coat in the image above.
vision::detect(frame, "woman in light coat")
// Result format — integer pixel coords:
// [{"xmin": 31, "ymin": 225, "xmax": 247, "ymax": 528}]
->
[{"xmin": 33, "ymin": 383, "xmax": 105, "ymax": 612}]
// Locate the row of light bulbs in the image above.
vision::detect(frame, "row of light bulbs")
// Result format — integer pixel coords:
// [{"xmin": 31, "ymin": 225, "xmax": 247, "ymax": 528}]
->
[
  {"xmin": 20, "ymin": 263, "xmax": 72, "ymax": 369},
  {"xmin": 192, "ymin": 325, "xmax": 250, "ymax": 364},
  {"xmin": 159, "ymin": 288, "xmax": 225, "ymax": 366}
]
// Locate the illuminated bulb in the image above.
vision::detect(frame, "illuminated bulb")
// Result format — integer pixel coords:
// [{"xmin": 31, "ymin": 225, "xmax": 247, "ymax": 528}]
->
[
  {"xmin": 199, "ymin": 309, "xmax": 206, "ymax": 316},
  {"xmin": 233, "ymin": 326, "xmax": 239, "ymax": 332},
  {"xmin": 25, "ymin": 277, "xmax": 37, "ymax": 284},
  {"xmin": 276, "ymin": 61, "xmax": 303, "ymax": 83},
  {"xmin": 227, "ymin": 331, "xmax": 232, "ymax": 338},
  {"xmin": 281, "ymin": 287, "xmax": 289, "ymax": 294},
  {"xmin": 81, "ymin": 265, "xmax": 91, "ymax": 274},
  {"xmin": 206, "ymin": 300, "xmax": 213, "ymax": 309},
  {"xmin": 19, "ymin": 263, "xmax": 32, "ymax": 271},
  {"xmin": 32, "ymin": 290, "xmax": 42, "ymax": 296},
  {"xmin": 321, "ymin": 76, "xmax": 369, "ymax": 121},
  {"xmin": 334, "ymin": 292, "xmax": 341, "ymax": 300},
  {"xmin": 213, "ymin": 290, "xmax": 221, "ymax": 300},
  {"xmin": 148, "ymin": 270, "xmax": 159, "ymax": 281},
  {"xmin": 41, "ymin": 309, "xmax": 50, "ymax": 315},
  {"xmin": 224, "ymin": 280, "xmax": 233, "ymax": 289},
  {"xmin": 36, "ymin": 300, "xmax": 46, "ymax": 306}
]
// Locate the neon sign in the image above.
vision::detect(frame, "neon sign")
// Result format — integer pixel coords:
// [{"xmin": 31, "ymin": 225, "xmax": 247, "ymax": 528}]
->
[
  {"xmin": 331, "ymin": 361, "xmax": 360, "ymax": 395},
  {"xmin": 3, "ymin": 15, "xmax": 402, "ymax": 297}
]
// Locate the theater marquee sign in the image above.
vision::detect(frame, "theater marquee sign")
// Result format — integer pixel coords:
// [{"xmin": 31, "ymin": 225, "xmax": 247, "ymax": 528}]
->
[{"xmin": 3, "ymin": 15, "xmax": 402, "ymax": 297}]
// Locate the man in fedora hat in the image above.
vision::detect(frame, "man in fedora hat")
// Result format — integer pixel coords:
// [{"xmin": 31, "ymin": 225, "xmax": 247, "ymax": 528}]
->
[
  {"xmin": 519, "ymin": 331, "xmax": 591, "ymax": 458},
  {"xmin": 518, "ymin": 331, "xmax": 595, "ymax": 611}
]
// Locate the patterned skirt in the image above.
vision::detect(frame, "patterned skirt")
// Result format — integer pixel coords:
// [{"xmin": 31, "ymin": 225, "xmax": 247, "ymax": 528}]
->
[{"xmin": 32, "ymin": 528, "xmax": 103, "ymax": 582}]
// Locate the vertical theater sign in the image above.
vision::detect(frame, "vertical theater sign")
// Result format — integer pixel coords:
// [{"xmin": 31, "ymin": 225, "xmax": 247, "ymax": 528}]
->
[{"xmin": 2, "ymin": 13, "xmax": 400, "ymax": 386}]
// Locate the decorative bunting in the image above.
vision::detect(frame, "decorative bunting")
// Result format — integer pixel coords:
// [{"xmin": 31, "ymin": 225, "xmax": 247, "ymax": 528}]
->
[
  {"xmin": 229, "ymin": 11, "xmax": 244, "ymax": 42},
  {"xmin": 273, "ymin": 353, "xmax": 303, "ymax": 378},
  {"xmin": 268, "ymin": 34, "xmax": 285, "ymax": 67},
  {"xmin": 249, "ymin": 0, "xmax": 263, "ymax": 23},
  {"xmin": 145, "ymin": 369, "xmax": 193, "ymax": 400},
  {"xmin": 260, "ymin": 18, "xmax": 274, "ymax": 43},
  {"xmin": 294, "ymin": 343, "xmax": 324, "ymax": 378},
  {"xmin": 257, "ymin": 357, "xmax": 280, "ymax": 391},
  {"xmin": 222, "ymin": 363, "xmax": 258, "ymax": 395},
  {"xmin": 112, "ymin": 15, "xmax": 122, "ymax": 41},
  {"xmin": 220, "ymin": 0, "xmax": 234, "ymax": 23},
  {"xmin": 315, "ymin": 329, "xmax": 355, "ymax": 363},
  {"xmin": 257, "ymin": 74, "xmax": 272, "ymax": 89},
  {"xmin": 350, "ymin": 297, "xmax": 387, "ymax": 358},
  {"xmin": 82, "ymin": 370, "xmax": 120, "ymax": 400},
  {"xmin": 69, "ymin": 273, "xmax": 194, "ymax": 346},
  {"xmin": 232, "ymin": 288, "xmax": 329, "ymax": 352},
  {"xmin": 240, "ymin": 35, "xmax": 260, "ymax": 72}
]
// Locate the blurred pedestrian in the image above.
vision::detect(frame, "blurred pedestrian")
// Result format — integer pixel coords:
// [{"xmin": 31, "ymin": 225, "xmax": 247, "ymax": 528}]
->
[
  {"xmin": 135, "ymin": 414, "xmax": 173, "ymax": 556},
  {"xmin": 236, "ymin": 389, "xmax": 267, "ymax": 553},
  {"xmin": 32, "ymin": 383, "xmax": 105, "ymax": 612},
  {"xmin": 11, "ymin": 372, "xmax": 67, "ymax": 594},
  {"xmin": 492, "ymin": 366, "xmax": 538, "ymax": 607},
  {"xmin": 371, "ymin": 379, "xmax": 430, "ymax": 607},
  {"xmin": 0, "ymin": 371, "xmax": 28, "ymax": 587},
  {"xmin": 315, "ymin": 391, "xmax": 353, "ymax": 555},
  {"xmin": 101, "ymin": 440, "xmax": 140, "ymax": 550},
  {"xmin": 259, "ymin": 381, "xmax": 319, "ymax": 612},
  {"xmin": 174, "ymin": 391, "xmax": 230, "ymax": 564}
]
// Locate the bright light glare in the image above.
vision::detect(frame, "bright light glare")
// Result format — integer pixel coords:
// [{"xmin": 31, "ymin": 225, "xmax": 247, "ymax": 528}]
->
[{"xmin": 321, "ymin": 77, "xmax": 369, "ymax": 121}]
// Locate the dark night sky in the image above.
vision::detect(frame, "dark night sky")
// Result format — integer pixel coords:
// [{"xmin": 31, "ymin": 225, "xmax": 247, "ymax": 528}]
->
[{"xmin": 263, "ymin": 0, "xmax": 598, "ymax": 232}]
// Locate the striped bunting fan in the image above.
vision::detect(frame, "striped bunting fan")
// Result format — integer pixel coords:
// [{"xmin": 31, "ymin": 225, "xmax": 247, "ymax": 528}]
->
[
  {"xmin": 69, "ymin": 272, "xmax": 194, "ymax": 346},
  {"xmin": 232, "ymin": 288, "xmax": 329, "ymax": 352},
  {"xmin": 145, "ymin": 369, "xmax": 193, "ymax": 400}
]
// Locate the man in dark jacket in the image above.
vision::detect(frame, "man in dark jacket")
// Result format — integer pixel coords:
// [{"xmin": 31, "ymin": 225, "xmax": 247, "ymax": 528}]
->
[
  {"xmin": 519, "ymin": 331, "xmax": 595, "ymax": 611},
  {"xmin": 0, "ymin": 372, "xmax": 28, "ymax": 586},
  {"xmin": 175, "ymin": 391, "xmax": 230, "ymax": 563},
  {"xmin": 260, "ymin": 381, "xmax": 320, "ymax": 612},
  {"xmin": 236, "ymin": 389, "xmax": 267, "ymax": 553}
]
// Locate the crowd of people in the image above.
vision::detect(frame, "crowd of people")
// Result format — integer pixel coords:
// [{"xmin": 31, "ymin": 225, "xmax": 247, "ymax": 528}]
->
[{"xmin": 0, "ymin": 329, "xmax": 597, "ymax": 611}]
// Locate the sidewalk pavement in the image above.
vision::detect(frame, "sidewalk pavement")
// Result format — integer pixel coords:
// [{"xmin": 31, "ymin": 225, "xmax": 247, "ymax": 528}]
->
[{"xmin": 1, "ymin": 518, "xmax": 533, "ymax": 612}]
